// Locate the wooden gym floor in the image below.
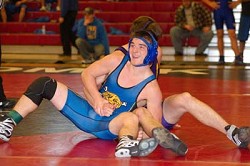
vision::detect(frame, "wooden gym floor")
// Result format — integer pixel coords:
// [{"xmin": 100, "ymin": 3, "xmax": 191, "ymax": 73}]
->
[{"xmin": 0, "ymin": 50, "xmax": 250, "ymax": 166}]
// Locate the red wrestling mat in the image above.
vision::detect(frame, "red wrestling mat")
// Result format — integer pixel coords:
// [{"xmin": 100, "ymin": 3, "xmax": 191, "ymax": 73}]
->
[
  {"xmin": 0, "ymin": 129, "xmax": 249, "ymax": 166},
  {"xmin": 1, "ymin": 67, "xmax": 250, "ymax": 165}
]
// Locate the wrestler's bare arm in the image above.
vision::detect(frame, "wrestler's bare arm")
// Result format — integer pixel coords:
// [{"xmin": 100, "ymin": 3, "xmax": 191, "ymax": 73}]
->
[{"xmin": 81, "ymin": 54, "xmax": 122, "ymax": 116}]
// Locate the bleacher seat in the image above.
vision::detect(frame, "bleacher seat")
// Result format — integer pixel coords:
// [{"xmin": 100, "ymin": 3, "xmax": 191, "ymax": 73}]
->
[{"xmin": 0, "ymin": 0, "xmax": 200, "ymax": 47}]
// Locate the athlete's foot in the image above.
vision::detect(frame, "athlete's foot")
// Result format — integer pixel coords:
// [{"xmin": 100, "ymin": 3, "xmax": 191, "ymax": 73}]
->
[
  {"xmin": 152, "ymin": 127, "xmax": 188, "ymax": 156},
  {"xmin": 115, "ymin": 135, "xmax": 158, "ymax": 157},
  {"xmin": 226, "ymin": 125, "xmax": 250, "ymax": 148},
  {"xmin": 0, "ymin": 114, "xmax": 15, "ymax": 142}
]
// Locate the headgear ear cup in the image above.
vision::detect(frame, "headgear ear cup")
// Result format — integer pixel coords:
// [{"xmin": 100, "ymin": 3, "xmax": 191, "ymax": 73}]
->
[{"xmin": 143, "ymin": 31, "xmax": 158, "ymax": 65}]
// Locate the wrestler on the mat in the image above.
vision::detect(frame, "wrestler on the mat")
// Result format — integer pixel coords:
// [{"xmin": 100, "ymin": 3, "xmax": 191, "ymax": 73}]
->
[{"xmin": 0, "ymin": 30, "xmax": 188, "ymax": 157}]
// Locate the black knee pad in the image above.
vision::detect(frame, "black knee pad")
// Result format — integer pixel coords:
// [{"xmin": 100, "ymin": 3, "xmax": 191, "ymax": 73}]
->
[{"xmin": 24, "ymin": 76, "xmax": 57, "ymax": 105}]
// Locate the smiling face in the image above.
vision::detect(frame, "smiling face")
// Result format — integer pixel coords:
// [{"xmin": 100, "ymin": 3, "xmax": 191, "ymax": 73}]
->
[{"xmin": 129, "ymin": 38, "xmax": 148, "ymax": 66}]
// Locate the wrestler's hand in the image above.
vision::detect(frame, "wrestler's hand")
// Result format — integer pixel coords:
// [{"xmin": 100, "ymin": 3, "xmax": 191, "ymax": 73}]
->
[{"xmin": 94, "ymin": 98, "xmax": 115, "ymax": 117}]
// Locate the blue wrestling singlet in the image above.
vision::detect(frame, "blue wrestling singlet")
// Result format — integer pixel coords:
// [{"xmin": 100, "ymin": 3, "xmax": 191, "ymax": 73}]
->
[
  {"xmin": 213, "ymin": 0, "xmax": 235, "ymax": 30},
  {"xmin": 61, "ymin": 55, "xmax": 156, "ymax": 140},
  {"xmin": 115, "ymin": 47, "xmax": 175, "ymax": 130}
]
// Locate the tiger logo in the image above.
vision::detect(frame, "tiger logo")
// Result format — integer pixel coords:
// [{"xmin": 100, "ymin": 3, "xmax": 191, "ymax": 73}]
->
[{"xmin": 102, "ymin": 86, "xmax": 127, "ymax": 108}]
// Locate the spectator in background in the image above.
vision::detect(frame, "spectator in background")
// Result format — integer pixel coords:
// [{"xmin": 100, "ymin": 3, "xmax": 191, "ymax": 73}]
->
[
  {"xmin": 202, "ymin": 0, "xmax": 243, "ymax": 65},
  {"xmin": 0, "ymin": 77, "xmax": 15, "ymax": 109},
  {"xmin": 74, "ymin": 7, "xmax": 110, "ymax": 64},
  {"xmin": 58, "ymin": 0, "xmax": 78, "ymax": 56},
  {"xmin": 237, "ymin": 0, "xmax": 250, "ymax": 59},
  {"xmin": 0, "ymin": 30, "xmax": 16, "ymax": 109},
  {"xmin": 40, "ymin": 0, "xmax": 61, "ymax": 11},
  {"xmin": 0, "ymin": 0, "xmax": 27, "ymax": 23},
  {"xmin": 170, "ymin": 0, "xmax": 213, "ymax": 56}
]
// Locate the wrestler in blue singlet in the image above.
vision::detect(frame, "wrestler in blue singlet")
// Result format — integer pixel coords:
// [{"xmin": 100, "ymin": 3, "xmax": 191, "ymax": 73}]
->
[
  {"xmin": 213, "ymin": 0, "xmax": 236, "ymax": 30},
  {"xmin": 115, "ymin": 46, "xmax": 175, "ymax": 130},
  {"xmin": 61, "ymin": 55, "xmax": 156, "ymax": 140}
]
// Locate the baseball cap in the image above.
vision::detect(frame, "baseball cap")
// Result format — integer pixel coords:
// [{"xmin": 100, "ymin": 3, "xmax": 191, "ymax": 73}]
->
[{"xmin": 84, "ymin": 7, "xmax": 94, "ymax": 15}]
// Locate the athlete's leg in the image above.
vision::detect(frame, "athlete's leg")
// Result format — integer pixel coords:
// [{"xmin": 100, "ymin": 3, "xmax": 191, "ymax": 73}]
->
[
  {"xmin": 162, "ymin": 92, "xmax": 250, "ymax": 148},
  {"xmin": 227, "ymin": 28, "xmax": 243, "ymax": 65},
  {"xmin": 216, "ymin": 29, "xmax": 224, "ymax": 57},
  {"xmin": 0, "ymin": 77, "xmax": 68, "ymax": 142},
  {"xmin": 228, "ymin": 29, "xmax": 240, "ymax": 57},
  {"xmin": 110, "ymin": 112, "xmax": 158, "ymax": 157},
  {"xmin": 14, "ymin": 77, "xmax": 67, "ymax": 117},
  {"xmin": 134, "ymin": 107, "xmax": 188, "ymax": 156}
]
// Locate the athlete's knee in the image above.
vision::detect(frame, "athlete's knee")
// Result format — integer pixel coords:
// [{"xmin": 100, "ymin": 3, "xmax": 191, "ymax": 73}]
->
[
  {"xmin": 164, "ymin": 92, "xmax": 192, "ymax": 108},
  {"xmin": 122, "ymin": 112, "xmax": 139, "ymax": 124},
  {"xmin": 216, "ymin": 30, "xmax": 224, "ymax": 38},
  {"xmin": 24, "ymin": 76, "xmax": 57, "ymax": 105},
  {"xmin": 177, "ymin": 92, "xmax": 193, "ymax": 106},
  {"xmin": 134, "ymin": 107, "xmax": 151, "ymax": 119}
]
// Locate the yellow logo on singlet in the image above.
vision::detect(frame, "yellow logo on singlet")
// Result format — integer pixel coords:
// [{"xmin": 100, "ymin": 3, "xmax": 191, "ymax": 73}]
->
[{"xmin": 102, "ymin": 86, "xmax": 127, "ymax": 108}]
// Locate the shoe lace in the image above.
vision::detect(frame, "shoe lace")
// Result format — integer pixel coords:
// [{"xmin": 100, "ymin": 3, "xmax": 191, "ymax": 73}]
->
[
  {"xmin": 116, "ymin": 136, "xmax": 139, "ymax": 149},
  {"xmin": 0, "ymin": 118, "xmax": 14, "ymax": 136},
  {"xmin": 226, "ymin": 125, "xmax": 241, "ymax": 146}
]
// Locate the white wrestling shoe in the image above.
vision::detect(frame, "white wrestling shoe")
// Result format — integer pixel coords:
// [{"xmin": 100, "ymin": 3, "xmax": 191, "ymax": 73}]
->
[
  {"xmin": 0, "ymin": 114, "xmax": 15, "ymax": 142},
  {"xmin": 115, "ymin": 135, "xmax": 158, "ymax": 157}
]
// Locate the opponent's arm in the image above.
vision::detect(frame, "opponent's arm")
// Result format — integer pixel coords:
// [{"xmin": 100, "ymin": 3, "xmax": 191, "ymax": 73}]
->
[
  {"xmin": 145, "ymin": 80, "xmax": 163, "ymax": 122},
  {"xmin": 135, "ymin": 80, "xmax": 163, "ymax": 139}
]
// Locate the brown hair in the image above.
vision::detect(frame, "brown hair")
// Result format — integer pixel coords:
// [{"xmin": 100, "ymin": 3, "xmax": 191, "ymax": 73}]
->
[{"xmin": 130, "ymin": 16, "xmax": 163, "ymax": 41}]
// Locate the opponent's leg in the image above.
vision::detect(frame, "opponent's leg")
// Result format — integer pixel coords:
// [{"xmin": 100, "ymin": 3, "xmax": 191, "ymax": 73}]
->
[
  {"xmin": 152, "ymin": 127, "xmax": 188, "ymax": 156},
  {"xmin": 134, "ymin": 107, "xmax": 188, "ymax": 156},
  {"xmin": 226, "ymin": 125, "xmax": 250, "ymax": 148},
  {"xmin": 163, "ymin": 93, "xmax": 250, "ymax": 148}
]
